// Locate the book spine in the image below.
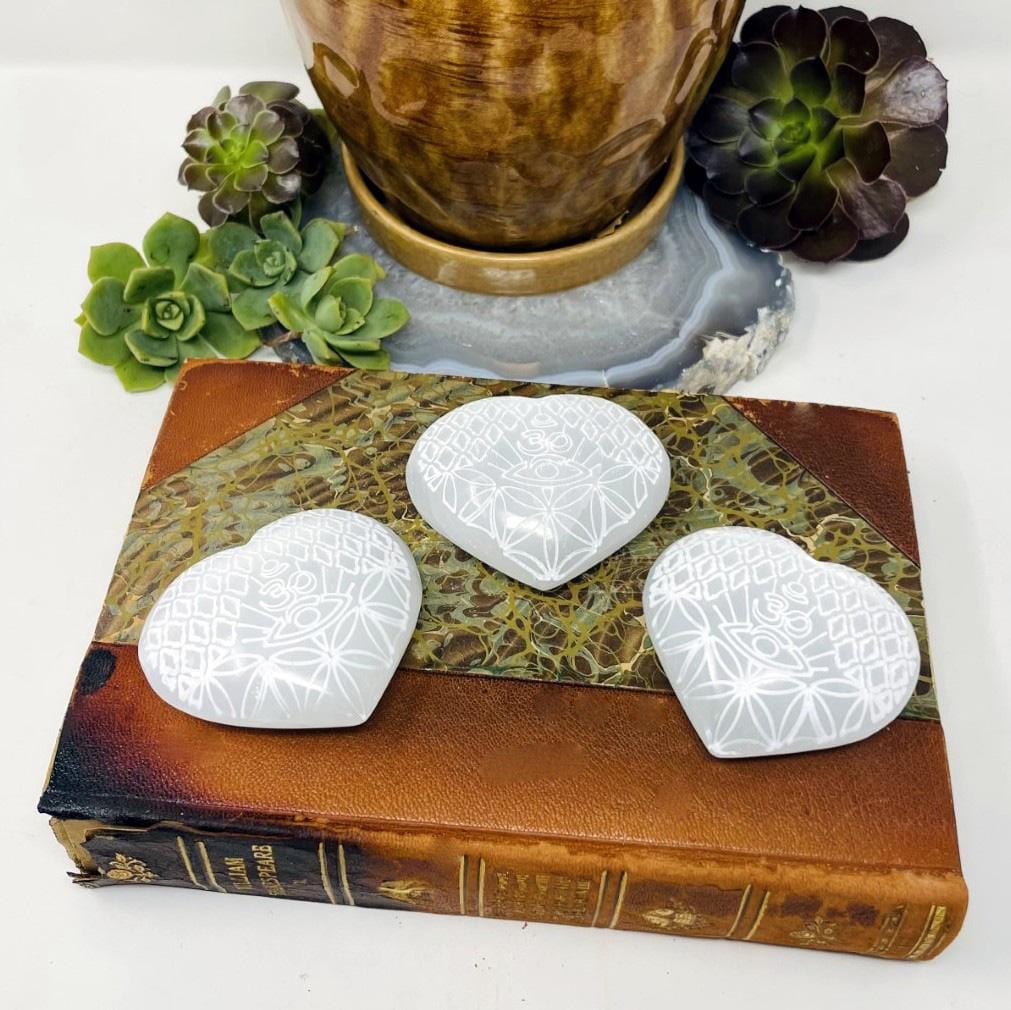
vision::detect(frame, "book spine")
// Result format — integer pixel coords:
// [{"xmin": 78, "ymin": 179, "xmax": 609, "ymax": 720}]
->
[{"xmin": 50, "ymin": 817, "xmax": 965, "ymax": 960}]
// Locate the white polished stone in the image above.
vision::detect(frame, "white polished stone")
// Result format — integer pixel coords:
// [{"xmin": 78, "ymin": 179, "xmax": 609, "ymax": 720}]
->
[
  {"xmin": 643, "ymin": 527, "xmax": 919, "ymax": 759},
  {"xmin": 138, "ymin": 509, "xmax": 421, "ymax": 729},
  {"xmin": 407, "ymin": 394, "xmax": 671, "ymax": 591}
]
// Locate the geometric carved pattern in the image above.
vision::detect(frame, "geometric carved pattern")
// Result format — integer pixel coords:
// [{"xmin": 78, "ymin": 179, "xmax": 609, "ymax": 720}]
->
[
  {"xmin": 645, "ymin": 527, "xmax": 920, "ymax": 757},
  {"xmin": 408, "ymin": 395, "xmax": 670, "ymax": 590},
  {"xmin": 139, "ymin": 510, "xmax": 420, "ymax": 728}
]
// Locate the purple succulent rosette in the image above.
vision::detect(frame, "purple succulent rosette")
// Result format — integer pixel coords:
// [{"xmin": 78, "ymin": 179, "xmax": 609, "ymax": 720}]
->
[
  {"xmin": 686, "ymin": 6, "xmax": 948, "ymax": 261},
  {"xmin": 179, "ymin": 82, "xmax": 331, "ymax": 228}
]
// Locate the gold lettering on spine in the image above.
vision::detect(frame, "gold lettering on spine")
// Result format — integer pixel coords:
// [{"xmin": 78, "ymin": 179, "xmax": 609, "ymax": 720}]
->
[
  {"xmin": 725, "ymin": 884, "xmax": 753, "ymax": 938},
  {"xmin": 175, "ymin": 837, "xmax": 207, "ymax": 890},
  {"xmin": 337, "ymin": 843, "xmax": 354, "ymax": 906},
  {"xmin": 607, "ymin": 872, "xmax": 628, "ymax": 929},
  {"xmin": 195, "ymin": 841, "xmax": 226, "ymax": 893},
  {"xmin": 905, "ymin": 905, "xmax": 948, "ymax": 960},
  {"xmin": 250, "ymin": 844, "xmax": 286, "ymax": 896},
  {"xmin": 743, "ymin": 891, "xmax": 771, "ymax": 941},
  {"xmin": 223, "ymin": 856, "xmax": 253, "ymax": 891},
  {"xmin": 590, "ymin": 870, "xmax": 609, "ymax": 927},
  {"xmin": 478, "ymin": 858, "xmax": 487, "ymax": 917},
  {"xmin": 318, "ymin": 843, "xmax": 337, "ymax": 905}
]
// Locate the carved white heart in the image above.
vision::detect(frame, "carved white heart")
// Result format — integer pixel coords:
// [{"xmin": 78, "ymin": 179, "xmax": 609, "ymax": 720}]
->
[
  {"xmin": 406, "ymin": 394, "xmax": 671, "ymax": 590},
  {"xmin": 643, "ymin": 527, "xmax": 919, "ymax": 758},
  {"xmin": 138, "ymin": 510, "xmax": 421, "ymax": 729}
]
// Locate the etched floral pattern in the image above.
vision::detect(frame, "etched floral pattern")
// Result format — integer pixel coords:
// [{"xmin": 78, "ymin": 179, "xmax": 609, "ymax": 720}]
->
[
  {"xmin": 644, "ymin": 527, "xmax": 920, "ymax": 757},
  {"xmin": 138, "ymin": 510, "xmax": 421, "ymax": 728},
  {"xmin": 95, "ymin": 373, "xmax": 936, "ymax": 721},
  {"xmin": 406, "ymin": 395, "xmax": 670, "ymax": 590}
]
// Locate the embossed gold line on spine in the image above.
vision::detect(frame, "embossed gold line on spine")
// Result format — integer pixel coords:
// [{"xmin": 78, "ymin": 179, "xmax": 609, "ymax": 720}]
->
[
  {"xmin": 477, "ymin": 858, "xmax": 487, "ymax": 917},
  {"xmin": 590, "ymin": 870, "xmax": 609, "ymax": 927},
  {"xmin": 458, "ymin": 855, "xmax": 468, "ymax": 915},
  {"xmin": 318, "ymin": 842, "xmax": 337, "ymax": 905},
  {"xmin": 195, "ymin": 840, "xmax": 226, "ymax": 893},
  {"xmin": 175, "ymin": 836, "xmax": 206, "ymax": 890},
  {"xmin": 743, "ymin": 891, "xmax": 771, "ymax": 941},
  {"xmin": 607, "ymin": 871, "xmax": 628, "ymax": 929},
  {"xmin": 725, "ymin": 884, "xmax": 753, "ymax": 938},
  {"xmin": 869, "ymin": 905, "xmax": 906, "ymax": 955},
  {"xmin": 904, "ymin": 905, "xmax": 947, "ymax": 960},
  {"xmin": 337, "ymin": 843, "xmax": 355, "ymax": 906}
]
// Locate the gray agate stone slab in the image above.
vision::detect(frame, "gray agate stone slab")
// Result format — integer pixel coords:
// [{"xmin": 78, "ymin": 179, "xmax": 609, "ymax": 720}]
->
[
  {"xmin": 643, "ymin": 527, "xmax": 919, "ymax": 759},
  {"xmin": 138, "ymin": 510, "xmax": 421, "ymax": 729},
  {"xmin": 407, "ymin": 394, "xmax": 670, "ymax": 591},
  {"xmin": 281, "ymin": 157, "xmax": 793, "ymax": 393}
]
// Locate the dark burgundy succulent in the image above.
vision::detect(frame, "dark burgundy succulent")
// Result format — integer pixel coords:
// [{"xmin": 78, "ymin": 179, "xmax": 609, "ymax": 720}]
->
[
  {"xmin": 686, "ymin": 6, "xmax": 948, "ymax": 261},
  {"xmin": 179, "ymin": 82, "xmax": 331, "ymax": 228}
]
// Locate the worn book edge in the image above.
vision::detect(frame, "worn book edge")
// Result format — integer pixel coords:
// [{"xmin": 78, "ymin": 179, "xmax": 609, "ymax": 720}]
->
[{"xmin": 47, "ymin": 815, "xmax": 965, "ymax": 960}]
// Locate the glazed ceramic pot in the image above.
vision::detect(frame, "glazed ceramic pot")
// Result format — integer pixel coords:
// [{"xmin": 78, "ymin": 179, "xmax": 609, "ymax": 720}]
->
[{"xmin": 283, "ymin": 0, "xmax": 744, "ymax": 251}]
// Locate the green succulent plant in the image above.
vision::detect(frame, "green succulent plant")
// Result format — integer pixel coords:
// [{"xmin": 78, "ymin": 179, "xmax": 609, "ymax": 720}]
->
[
  {"xmin": 686, "ymin": 6, "xmax": 949, "ymax": 261},
  {"xmin": 78, "ymin": 213, "xmax": 261, "ymax": 391},
  {"xmin": 205, "ymin": 211, "xmax": 409, "ymax": 368},
  {"xmin": 269, "ymin": 266, "xmax": 410, "ymax": 371},
  {"xmin": 179, "ymin": 82, "xmax": 331, "ymax": 228}
]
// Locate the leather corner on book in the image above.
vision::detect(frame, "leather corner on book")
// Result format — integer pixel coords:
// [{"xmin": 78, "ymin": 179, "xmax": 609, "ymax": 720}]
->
[
  {"xmin": 725, "ymin": 396, "xmax": 919, "ymax": 563},
  {"xmin": 142, "ymin": 360, "xmax": 349, "ymax": 490}
]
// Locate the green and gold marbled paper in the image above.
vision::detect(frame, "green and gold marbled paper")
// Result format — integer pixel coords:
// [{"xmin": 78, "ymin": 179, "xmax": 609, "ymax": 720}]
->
[{"xmin": 95, "ymin": 371, "xmax": 937, "ymax": 721}]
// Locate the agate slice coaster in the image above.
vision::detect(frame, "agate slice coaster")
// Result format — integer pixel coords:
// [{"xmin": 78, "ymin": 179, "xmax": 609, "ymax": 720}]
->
[
  {"xmin": 138, "ymin": 509, "xmax": 421, "ymax": 729},
  {"xmin": 643, "ymin": 527, "xmax": 919, "ymax": 758},
  {"xmin": 407, "ymin": 394, "xmax": 670, "ymax": 591},
  {"xmin": 276, "ymin": 153, "xmax": 793, "ymax": 394}
]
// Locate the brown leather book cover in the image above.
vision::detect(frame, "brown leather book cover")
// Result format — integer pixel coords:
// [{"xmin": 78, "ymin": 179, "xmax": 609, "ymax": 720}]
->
[{"xmin": 39, "ymin": 360, "xmax": 966, "ymax": 959}]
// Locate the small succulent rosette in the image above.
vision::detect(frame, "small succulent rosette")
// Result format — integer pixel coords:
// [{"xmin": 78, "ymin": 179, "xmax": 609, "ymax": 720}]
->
[
  {"xmin": 204, "ymin": 211, "xmax": 410, "ymax": 370},
  {"xmin": 686, "ymin": 6, "xmax": 948, "ymax": 261},
  {"xmin": 179, "ymin": 82, "xmax": 331, "ymax": 227},
  {"xmin": 78, "ymin": 214, "xmax": 260, "ymax": 391}
]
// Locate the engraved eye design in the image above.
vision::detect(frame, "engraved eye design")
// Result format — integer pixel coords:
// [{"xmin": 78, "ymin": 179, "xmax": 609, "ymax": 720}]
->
[
  {"xmin": 724, "ymin": 620, "xmax": 808, "ymax": 674},
  {"xmin": 500, "ymin": 457, "xmax": 592, "ymax": 486}
]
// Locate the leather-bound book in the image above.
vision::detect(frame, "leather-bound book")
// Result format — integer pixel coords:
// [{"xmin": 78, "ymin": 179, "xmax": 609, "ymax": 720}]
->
[{"xmin": 39, "ymin": 360, "xmax": 966, "ymax": 959}]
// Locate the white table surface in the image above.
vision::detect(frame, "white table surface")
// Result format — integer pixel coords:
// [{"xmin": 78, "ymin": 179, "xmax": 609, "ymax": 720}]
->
[{"xmin": 2, "ymin": 1, "xmax": 1008, "ymax": 1006}]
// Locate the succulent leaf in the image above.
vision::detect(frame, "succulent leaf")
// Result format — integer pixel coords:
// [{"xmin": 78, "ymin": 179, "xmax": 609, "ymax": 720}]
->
[
  {"xmin": 259, "ymin": 211, "xmax": 303, "ymax": 254},
  {"xmin": 686, "ymin": 5, "xmax": 948, "ymax": 261},
  {"xmin": 114, "ymin": 356, "xmax": 168, "ymax": 392},
  {"xmin": 204, "ymin": 221, "xmax": 257, "ymax": 270},
  {"xmin": 88, "ymin": 243, "xmax": 145, "ymax": 284},
  {"xmin": 330, "ymin": 254, "xmax": 386, "ymax": 283},
  {"xmin": 123, "ymin": 267, "xmax": 175, "ymax": 305},
  {"xmin": 82, "ymin": 278, "xmax": 137, "ymax": 336},
  {"xmin": 126, "ymin": 330, "xmax": 179, "ymax": 367},
  {"xmin": 78, "ymin": 323, "xmax": 130, "ymax": 366},
  {"xmin": 179, "ymin": 81, "xmax": 332, "ymax": 227},
  {"xmin": 142, "ymin": 213, "xmax": 200, "ymax": 284},
  {"xmin": 180, "ymin": 263, "xmax": 231, "ymax": 312},
  {"xmin": 200, "ymin": 312, "xmax": 261, "ymax": 358},
  {"xmin": 298, "ymin": 219, "xmax": 346, "ymax": 272}
]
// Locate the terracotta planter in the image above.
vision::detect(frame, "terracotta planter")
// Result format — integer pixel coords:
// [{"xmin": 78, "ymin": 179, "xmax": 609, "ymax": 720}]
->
[{"xmin": 283, "ymin": 0, "xmax": 744, "ymax": 251}]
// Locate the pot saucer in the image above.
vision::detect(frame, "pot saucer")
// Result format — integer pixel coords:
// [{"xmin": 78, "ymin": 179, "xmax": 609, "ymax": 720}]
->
[{"xmin": 341, "ymin": 142, "xmax": 685, "ymax": 296}]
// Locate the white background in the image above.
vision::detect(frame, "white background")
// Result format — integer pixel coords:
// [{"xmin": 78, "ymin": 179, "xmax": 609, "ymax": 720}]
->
[{"xmin": 1, "ymin": 1, "xmax": 1009, "ymax": 1006}]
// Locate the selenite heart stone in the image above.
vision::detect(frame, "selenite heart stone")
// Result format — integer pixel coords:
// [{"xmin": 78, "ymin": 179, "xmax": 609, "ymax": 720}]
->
[
  {"xmin": 138, "ymin": 509, "xmax": 421, "ymax": 729},
  {"xmin": 643, "ymin": 527, "xmax": 919, "ymax": 758},
  {"xmin": 406, "ymin": 394, "xmax": 671, "ymax": 590}
]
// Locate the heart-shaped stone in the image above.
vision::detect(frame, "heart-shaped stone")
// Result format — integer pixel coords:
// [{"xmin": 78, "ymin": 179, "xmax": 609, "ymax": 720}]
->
[
  {"xmin": 406, "ymin": 394, "xmax": 671, "ymax": 590},
  {"xmin": 138, "ymin": 509, "xmax": 421, "ymax": 729},
  {"xmin": 643, "ymin": 527, "xmax": 919, "ymax": 758}
]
